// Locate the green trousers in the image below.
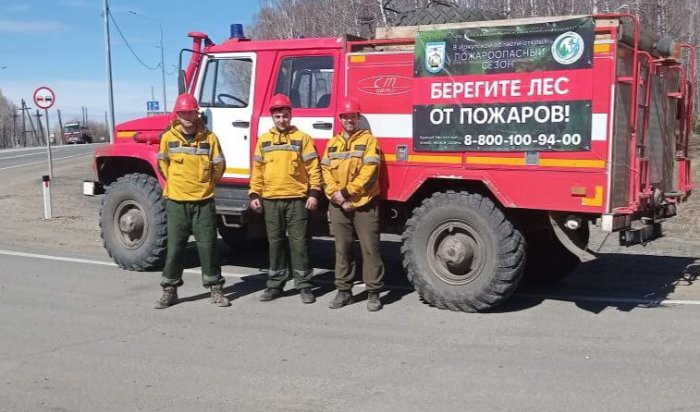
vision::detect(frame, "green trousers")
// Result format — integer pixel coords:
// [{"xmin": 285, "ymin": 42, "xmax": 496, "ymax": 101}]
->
[
  {"xmin": 262, "ymin": 198, "xmax": 312, "ymax": 290},
  {"xmin": 328, "ymin": 201, "xmax": 384, "ymax": 292},
  {"xmin": 161, "ymin": 198, "xmax": 223, "ymax": 288}
]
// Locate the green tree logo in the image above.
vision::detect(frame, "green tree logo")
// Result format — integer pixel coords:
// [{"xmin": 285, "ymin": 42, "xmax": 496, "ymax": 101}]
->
[{"xmin": 551, "ymin": 31, "xmax": 585, "ymax": 65}]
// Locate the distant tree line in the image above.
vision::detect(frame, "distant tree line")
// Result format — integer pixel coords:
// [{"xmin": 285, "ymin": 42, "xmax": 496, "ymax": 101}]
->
[
  {"xmin": 249, "ymin": 0, "xmax": 700, "ymax": 122},
  {"xmin": 250, "ymin": 0, "xmax": 698, "ymax": 46},
  {"xmin": 0, "ymin": 90, "xmax": 18, "ymax": 149}
]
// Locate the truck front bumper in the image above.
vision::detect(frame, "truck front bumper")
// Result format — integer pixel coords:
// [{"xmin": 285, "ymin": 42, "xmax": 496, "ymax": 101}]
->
[{"xmin": 82, "ymin": 180, "xmax": 104, "ymax": 196}]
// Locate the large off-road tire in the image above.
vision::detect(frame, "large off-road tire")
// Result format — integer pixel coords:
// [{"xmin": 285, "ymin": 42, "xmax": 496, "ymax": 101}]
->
[
  {"xmin": 395, "ymin": 6, "xmax": 503, "ymax": 26},
  {"xmin": 401, "ymin": 191, "xmax": 526, "ymax": 312},
  {"xmin": 100, "ymin": 173, "xmax": 167, "ymax": 271},
  {"xmin": 524, "ymin": 223, "xmax": 590, "ymax": 282}
]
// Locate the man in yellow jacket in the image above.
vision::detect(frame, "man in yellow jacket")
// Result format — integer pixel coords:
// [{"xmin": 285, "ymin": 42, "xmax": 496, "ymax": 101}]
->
[
  {"xmin": 249, "ymin": 93, "xmax": 322, "ymax": 304},
  {"xmin": 321, "ymin": 97, "xmax": 385, "ymax": 311},
  {"xmin": 155, "ymin": 93, "xmax": 229, "ymax": 309}
]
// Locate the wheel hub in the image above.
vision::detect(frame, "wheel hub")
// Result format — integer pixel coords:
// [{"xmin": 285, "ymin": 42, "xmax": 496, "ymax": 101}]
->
[
  {"xmin": 436, "ymin": 233, "xmax": 474, "ymax": 273},
  {"xmin": 115, "ymin": 202, "xmax": 147, "ymax": 248},
  {"xmin": 427, "ymin": 221, "xmax": 486, "ymax": 285}
]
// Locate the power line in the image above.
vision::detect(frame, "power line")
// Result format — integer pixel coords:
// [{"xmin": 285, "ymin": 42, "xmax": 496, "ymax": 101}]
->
[{"xmin": 108, "ymin": 11, "xmax": 160, "ymax": 71}]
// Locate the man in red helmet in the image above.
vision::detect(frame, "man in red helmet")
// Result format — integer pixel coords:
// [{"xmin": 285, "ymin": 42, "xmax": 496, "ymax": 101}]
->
[
  {"xmin": 321, "ymin": 97, "xmax": 385, "ymax": 311},
  {"xmin": 249, "ymin": 93, "xmax": 322, "ymax": 304},
  {"xmin": 154, "ymin": 93, "xmax": 230, "ymax": 309}
]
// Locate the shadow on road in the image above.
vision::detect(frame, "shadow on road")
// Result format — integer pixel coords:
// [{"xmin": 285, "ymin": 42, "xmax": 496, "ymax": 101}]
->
[
  {"xmin": 167, "ymin": 239, "xmax": 700, "ymax": 314},
  {"xmin": 174, "ymin": 237, "xmax": 413, "ymax": 306},
  {"xmin": 494, "ymin": 253, "xmax": 700, "ymax": 314}
]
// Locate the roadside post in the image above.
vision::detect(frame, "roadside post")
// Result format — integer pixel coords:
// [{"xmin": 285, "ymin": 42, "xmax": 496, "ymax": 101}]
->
[
  {"xmin": 33, "ymin": 86, "xmax": 56, "ymax": 178},
  {"xmin": 42, "ymin": 175, "xmax": 52, "ymax": 219}
]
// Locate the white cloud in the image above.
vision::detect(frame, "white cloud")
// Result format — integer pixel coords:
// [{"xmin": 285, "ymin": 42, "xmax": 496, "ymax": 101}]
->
[{"xmin": 0, "ymin": 19, "xmax": 65, "ymax": 33}]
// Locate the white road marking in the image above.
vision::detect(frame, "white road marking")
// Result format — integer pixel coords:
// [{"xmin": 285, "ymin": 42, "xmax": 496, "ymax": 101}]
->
[
  {"xmin": 1, "ymin": 248, "xmax": 699, "ymax": 306},
  {"xmin": 0, "ymin": 152, "xmax": 53, "ymax": 160},
  {"xmin": 0, "ymin": 152, "xmax": 91, "ymax": 171}
]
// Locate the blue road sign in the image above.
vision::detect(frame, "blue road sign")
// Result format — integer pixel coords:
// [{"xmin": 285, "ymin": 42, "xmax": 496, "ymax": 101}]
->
[{"xmin": 147, "ymin": 101, "xmax": 160, "ymax": 112}]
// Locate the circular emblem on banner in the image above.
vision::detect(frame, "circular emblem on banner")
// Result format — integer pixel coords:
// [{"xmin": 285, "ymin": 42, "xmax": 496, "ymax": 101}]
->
[{"xmin": 551, "ymin": 31, "xmax": 585, "ymax": 65}]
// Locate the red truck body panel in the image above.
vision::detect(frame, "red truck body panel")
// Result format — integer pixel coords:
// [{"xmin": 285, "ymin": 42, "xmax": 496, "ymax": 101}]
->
[{"xmin": 102, "ymin": 15, "xmax": 693, "ymax": 221}]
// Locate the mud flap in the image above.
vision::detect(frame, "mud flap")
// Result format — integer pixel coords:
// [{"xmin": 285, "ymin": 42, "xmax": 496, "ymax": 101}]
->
[{"xmin": 548, "ymin": 213, "xmax": 597, "ymax": 263}]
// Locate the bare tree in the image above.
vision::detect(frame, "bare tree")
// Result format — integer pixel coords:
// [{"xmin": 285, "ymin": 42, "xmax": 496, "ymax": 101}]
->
[
  {"xmin": 0, "ymin": 90, "xmax": 18, "ymax": 149},
  {"xmin": 248, "ymin": 0, "xmax": 699, "ymax": 119}
]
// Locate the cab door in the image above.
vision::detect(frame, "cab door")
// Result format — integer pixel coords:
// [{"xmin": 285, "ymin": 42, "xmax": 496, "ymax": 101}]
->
[
  {"xmin": 196, "ymin": 53, "xmax": 256, "ymax": 178},
  {"xmin": 259, "ymin": 54, "xmax": 338, "ymax": 149}
]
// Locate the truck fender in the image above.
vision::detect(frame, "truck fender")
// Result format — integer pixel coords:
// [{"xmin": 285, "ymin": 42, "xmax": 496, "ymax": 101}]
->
[{"xmin": 94, "ymin": 143, "xmax": 163, "ymax": 186}]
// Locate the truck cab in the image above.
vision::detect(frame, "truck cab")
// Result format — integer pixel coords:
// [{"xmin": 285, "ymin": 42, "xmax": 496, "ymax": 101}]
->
[{"xmin": 63, "ymin": 122, "xmax": 93, "ymax": 144}]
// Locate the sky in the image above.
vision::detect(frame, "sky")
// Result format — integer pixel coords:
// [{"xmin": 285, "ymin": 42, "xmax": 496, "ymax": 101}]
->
[{"xmin": 0, "ymin": 0, "xmax": 262, "ymax": 125}]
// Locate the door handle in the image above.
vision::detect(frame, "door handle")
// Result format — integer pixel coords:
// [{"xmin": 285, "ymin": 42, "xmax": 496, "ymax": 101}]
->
[
  {"xmin": 312, "ymin": 122, "xmax": 332, "ymax": 130},
  {"xmin": 232, "ymin": 120, "xmax": 250, "ymax": 128}
]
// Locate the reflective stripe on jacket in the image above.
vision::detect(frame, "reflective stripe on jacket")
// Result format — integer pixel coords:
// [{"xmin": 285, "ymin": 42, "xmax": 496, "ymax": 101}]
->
[
  {"xmin": 249, "ymin": 126, "xmax": 322, "ymax": 199},
  {"xmin": 157, "ymin": 119, "xmax": 225, "ymax": 201},
  {"xmin": 321, "ymin": 129, "xmax": 380, "ymax": 208}
]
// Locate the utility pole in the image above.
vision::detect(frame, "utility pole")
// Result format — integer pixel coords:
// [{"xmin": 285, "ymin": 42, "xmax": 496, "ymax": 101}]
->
[
  {"xmin": 11, "ymin": 112, "xmax": 19, "ymax": 147},
  {"xmin": 103, "ymin": 0, "xmax": 116, "ymax": 143},
  {"xmin": 57, "ymin": 109, "xmax": 64, "ymax": 145},
  {"xmin": 35, "ymin": 110, "xmax": 45, "ymax": 145},
  {"xmin": 19, "ymin": 99, "xmax": 30, "ymax": 147},
  {"xmin": 24, "ymin": 105, "xmax": 39, "ymax": 147}
]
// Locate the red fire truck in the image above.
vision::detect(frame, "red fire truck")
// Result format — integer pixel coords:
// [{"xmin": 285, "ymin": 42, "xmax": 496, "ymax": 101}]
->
[{"xmin": 87, "ymin": 14, "xmax": 695, "ymax": 312}]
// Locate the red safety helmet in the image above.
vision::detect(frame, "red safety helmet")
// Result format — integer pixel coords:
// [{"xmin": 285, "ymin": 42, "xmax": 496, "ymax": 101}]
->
[
  {"xmin": 269, "ymin": 93, "xmax": 292, "ymax": 112},
  {"xmin": 338, "ymin": 97, "xmax": 361, "ymax": 116},
  {"xmin": 173, "ymin": 93, "xmax": 199, "ymax": 112}
]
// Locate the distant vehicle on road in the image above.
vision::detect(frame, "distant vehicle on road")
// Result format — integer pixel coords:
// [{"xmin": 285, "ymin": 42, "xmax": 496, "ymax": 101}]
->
[{"xmin": 62, "ymin": 122, "xmax": 93, "ymax": 144}]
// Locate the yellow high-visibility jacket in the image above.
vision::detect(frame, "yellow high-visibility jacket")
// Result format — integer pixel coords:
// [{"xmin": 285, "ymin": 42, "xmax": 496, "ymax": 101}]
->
[
  {"xmin": 157, "ymin": 120, "xmax": 225, "ymax": 201},
  {"xmin": 249, "ymin": 126, "xmax": 322, "ymax": 200},
  {"xmin": 321, "ymin": 129, "xmax": 380, "ymax": 208}
]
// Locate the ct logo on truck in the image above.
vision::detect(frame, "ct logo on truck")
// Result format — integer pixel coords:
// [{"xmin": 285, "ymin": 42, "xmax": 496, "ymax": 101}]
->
[
  {"xmin": 551, "ymin": 31, "xmax": 585, "ymax": 65},
  {"xmin": 425, "ymin": 41, "xmax": 446, "ymax": 73},
  {"xmin": 357, "ymin": 76, "xmax": 412, "ymax": 96}
]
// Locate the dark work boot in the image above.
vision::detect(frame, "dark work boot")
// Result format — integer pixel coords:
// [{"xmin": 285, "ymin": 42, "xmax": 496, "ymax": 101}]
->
[
  {"xmin": 299, "ymin": 287, "xmax": 316, "ymax": 304},
  {"xmin": 210, "ymin": 284, "xmax": 231, "ymax": 307},
  {"xmin": 329, "ymin": 290, "xmax": 353, "ymax": 309},
  {"xmin": 154, "ymin": 286, "xmax": 178, "ymax": 309},
  {"xmin": 367, "ymin": 291, "xmax": 383, "ymax": 312},
  {"xmin": 259, "ymin": 287, "xmax": 282, "ymax": 302}
]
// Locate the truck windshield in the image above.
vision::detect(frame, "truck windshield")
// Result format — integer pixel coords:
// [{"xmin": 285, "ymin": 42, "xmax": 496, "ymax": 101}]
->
[{"xmin": 64, "ymin": 125, "xmax": 80, "ymax": 132}]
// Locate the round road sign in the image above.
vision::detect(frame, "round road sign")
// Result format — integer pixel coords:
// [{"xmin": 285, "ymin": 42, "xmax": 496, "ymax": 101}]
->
[{"xmin": 33, "ymin": 86, "xmax": 56, "ymax": 110}]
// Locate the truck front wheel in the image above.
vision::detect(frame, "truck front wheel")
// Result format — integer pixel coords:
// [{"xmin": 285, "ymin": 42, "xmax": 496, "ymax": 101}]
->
[
  {"xmin": 401, "ymin": 191, "xmax": 526, "ymax": 312},
  {"xmin": 100, "ymin": 173, "xmax": 167, "ymax": 271}
]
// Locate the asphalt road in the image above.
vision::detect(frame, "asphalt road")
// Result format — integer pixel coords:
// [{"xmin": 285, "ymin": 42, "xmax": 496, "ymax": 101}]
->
[
  {"xmin": 0, "ymin": 144, "xmax": 99, "ymax": 173},
  {"xmin": 0, "ymin": 147, "xmax": 699, "ymax": 410},
  {"xmin": 1, "ymin": 246, "xmax": 700, "ymax": 411}
]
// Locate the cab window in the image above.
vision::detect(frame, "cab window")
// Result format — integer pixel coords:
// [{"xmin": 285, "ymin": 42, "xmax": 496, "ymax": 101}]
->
[
  {"xmin": 199, "ymin": 58, "xmax": 252, "ymax": 108},
  {"xmin": 273, "ymin": 56, "xmax": 333, "ymax": 109}
]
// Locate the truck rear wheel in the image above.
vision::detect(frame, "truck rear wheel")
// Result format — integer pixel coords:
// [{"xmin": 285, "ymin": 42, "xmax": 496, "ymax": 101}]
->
[
  {"xmin": 401, "ymin": 191, "xmax": 526, "ymax": 312},
  {"xmin": 100, "ymin": 173, "xmax": 167, "ymax": 271}
]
